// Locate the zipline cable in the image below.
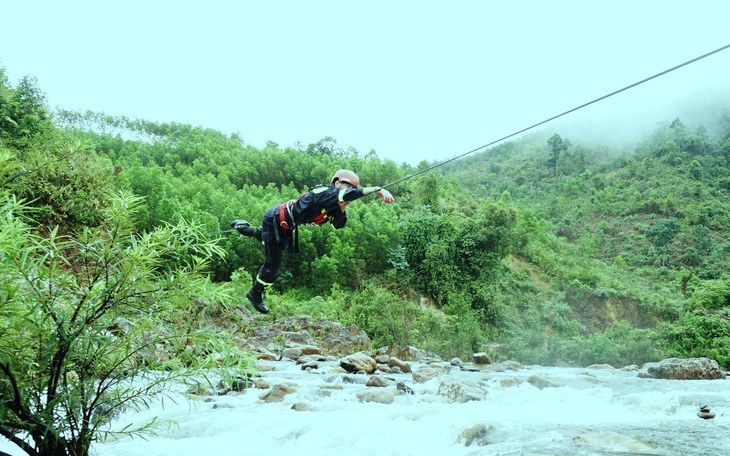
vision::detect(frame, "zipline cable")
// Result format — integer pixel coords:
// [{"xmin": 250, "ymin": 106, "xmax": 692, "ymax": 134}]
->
[{"xmin": 381, "ymin": 42, "xmax": 730, "ymax": 190}]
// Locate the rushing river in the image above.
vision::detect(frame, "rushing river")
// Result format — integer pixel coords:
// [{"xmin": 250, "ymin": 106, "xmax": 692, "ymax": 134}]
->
[{"xmin": 2, "ymin": 360, "xmax": 728, "ymax": 456}]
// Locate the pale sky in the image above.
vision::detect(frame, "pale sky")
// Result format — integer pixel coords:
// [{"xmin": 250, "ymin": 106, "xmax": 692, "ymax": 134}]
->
[{"xmin": 2, "ymin": 1, "xmax": 729, "ymax": 165}]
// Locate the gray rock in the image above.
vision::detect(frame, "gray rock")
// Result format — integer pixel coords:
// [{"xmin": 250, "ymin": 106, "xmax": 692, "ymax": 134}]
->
[
  {"xmin": 299, "ymin": 345, "xmax": 322, "ymax": 355},
  {"xmin": 641, "ymin": 358, "xmax": 727, "ymax": 380},
  {"xmin": 413, "ymin": 367, "xmax": 443, "ymax": 383},
  {"xmin": 387, "ymin": 357, "xmax": 412, "ymax": 373},
  {"xmin": 456, "ymin": 424, "xmax": 505, "ymax": 447},
  {"xmin": 356, "ymin": 389, "xmax": 396, "ymax": 404},
  {"xmin": 291, "ymin": 402, "xmax": 314, "ymax": 412},
  {"xmin": 527, "ymin": 375, "xmax": 562, "ymax": 389},
  {"xmin": 340, "ymin": 353, "xmax": 377, "ymax": 374},
  {"xmin": 259, "ymin": 383, "xmax": 297, "ymax": 403},
  {"xmin": 437, "ymin": 378, "xmax": 487, "ymax": 403},
  {"xmin": 698, "ymin": 404, "xmax": 716, "ymax": 419},
  {"xmin": 397, "ymin": 382, "xmax": 414, "ymax": 395},
  {"xmin": 280, "ymin": 348, "xmax": 303, "ymax": 361},
  {"xmin": 473, "ymin": 352, "xmax": 493, "ymax": 365},
  {"xmin": 366, "ymin": 376, "xmax": 395, "ymax": 388},
  {"xmin": 450, "ymin": 357, "xmax": 465, "ymax": 367},
  {"xmin": 341, "ymin": 374, "xmax": 368, "ymax": 385},
  {"xmin": 375, "ymin": 355, "xmax": 390, "ymax": 364},
  {"xmin": 212, "ymin": 403, "xmax": 234, "ymax": 409}
]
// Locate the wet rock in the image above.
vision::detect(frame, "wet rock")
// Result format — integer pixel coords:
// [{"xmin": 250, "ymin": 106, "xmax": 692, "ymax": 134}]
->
[
  {"xmin": 225, "ymin": 374, "xmax": 256, "ymax": 392},
  {"xmin": 252, "ymin": 347, "xmax": 278, "ymax": 361},
  {"xmin": 280, "ymin": 347, "xmax": 303, "ymax": 361},
  {"xmin": 387, "ymin": 357, "xmax": 412, "ymax": 373},
  {"xmin": 255, "ymin": 379, "xmax": 270, "ymax": 389},
  {"xmin": 340, "ymin": 353, "xmax": 377, "ymax": 374},
  {"xmin": 326, "ymin": 367, "xmax": 347, "ymax": 374},
  {"xmin": 588, "ymin": 364, "xmax": 614, "ymax": 369},
  {"xmin": 376, "ymin": 365, "xmax": 393, "ymax": 374},
  {"xmin": 412, "ymin": 367, "xmax": 443, "ymax": 383},
  {"xmin": 319, "ymin": 384, "xmax": 344, "ymax": 391},
  {"xmin": 698, "ymin": 404, "xmax": 716, "ymax": 419},
  {"xmin": 297, "ymin": 354, "xmax": 326, "ymax": 364},
  {"xmin": 397, "ymin": 382, "xmax": 414, "ymax": 395},
  {"xmin": 366, "ymin": 376, "xmax": 395, "ymax": 388},
  {"xmin": 341, "ymin": 374, "xmax": 368, "ymax": 385},
  {"xmin": 298, "ymin": 354, "xmax": 326, "ymax": 370},
  {"xmin": 437, "ymin": 378, "xmax": 487, "ymax": 403},
  {"xmin": 375, "ymin": 355, "xmax": 390, "ymax": 364},
  {"xmin": 356, "ymin": 389, "xmax": 396, "ymax": 404},
  {"xmin": 499, "ymin": 378, "xmax": 523, "ymax": 388},
  {"xmin": 573, "ymin": 431, "xmax": 658, "ymax": 453},
  {"xmin": 451, "ymin": 357, "xmax": 465, "ymax": 368},
  {"xmin": 259, "ymin": 383, "xmax": 297, "ymax": 403},
  {"xmin": 256, "ymin": 363, "xmax": 276, "ymax": 372},
  {"xmin": 527, "ymin": 375, "xmax": 562, "ymax": 389},
  {"xmin": 188, "ymin": 386, "xmax": 214, "ymax": 396},
  {"xmin": 473, "ymin": 352, "xmax": 492, "ymax": 365},
  {"xmin": 212, "ymin": 403, "xmax": 234, "ymax": 409},
  {"xmin": 641, "ymin": 358, "xmax": 727, "ymax": 380},
  {"xmin": 299, "ymin": 345, "xmax": 322, "ymax": 355},
  {"xmin": 291, "ymin": 402, "xmax": 314, "ymax": 412},
  {"xmin": 301, "ymin": 361, "xmax": 320, "ymax": 371},
  {"xmin": 456, "ymin": 424, "xmax": 504, "ymax": 447}
]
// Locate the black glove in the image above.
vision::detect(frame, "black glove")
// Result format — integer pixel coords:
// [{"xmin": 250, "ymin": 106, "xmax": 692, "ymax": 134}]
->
[{"xmin": 231, "ymin": 220, "xmax": 257, "ymax": 237}]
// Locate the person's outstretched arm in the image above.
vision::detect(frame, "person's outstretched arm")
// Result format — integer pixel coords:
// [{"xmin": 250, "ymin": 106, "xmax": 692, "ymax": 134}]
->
[{"xmin": 361, "ymin": 186, "xmax": 394, "ymax": 203}]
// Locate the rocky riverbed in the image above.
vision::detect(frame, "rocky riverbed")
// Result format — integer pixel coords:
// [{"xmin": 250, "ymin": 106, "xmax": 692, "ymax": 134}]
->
[{"xmin": 88, "ymin": 315, "xmax": 730, "ymax": 456}]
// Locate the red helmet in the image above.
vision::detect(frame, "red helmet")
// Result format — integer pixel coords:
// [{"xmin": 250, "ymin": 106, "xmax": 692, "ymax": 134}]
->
[{"xmin": 330, "ymin": 169, "xmax": 360, "ymax": 187}]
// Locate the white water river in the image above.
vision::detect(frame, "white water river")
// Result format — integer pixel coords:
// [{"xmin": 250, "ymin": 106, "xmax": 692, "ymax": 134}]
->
[{"xmin": 2, "ymin": 360, "xmax": 728, "ymax": 455}]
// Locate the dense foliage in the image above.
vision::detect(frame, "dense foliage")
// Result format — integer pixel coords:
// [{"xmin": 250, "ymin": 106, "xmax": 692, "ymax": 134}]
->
[
  {"xmin": 0, "ymin": 69, "xmax": 253, "ymax": 456},
  {"xmin": 2, "ymin": 65, "xmax": 730, "ymax": 454}
]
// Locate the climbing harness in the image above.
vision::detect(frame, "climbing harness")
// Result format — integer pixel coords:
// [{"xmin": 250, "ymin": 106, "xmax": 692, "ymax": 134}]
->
[{"xmin": 380, "ymin": 42, "xmax": 730, "ymax": 190}]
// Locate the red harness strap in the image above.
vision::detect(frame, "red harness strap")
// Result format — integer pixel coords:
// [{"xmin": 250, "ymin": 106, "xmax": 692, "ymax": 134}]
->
[
  {"xmin": 278, "ymin": 200, "xmax": 295, "ymax": 230},
  {"xmin": 307, "ymin": 210, "xmax": 330, "ymax": 226}
]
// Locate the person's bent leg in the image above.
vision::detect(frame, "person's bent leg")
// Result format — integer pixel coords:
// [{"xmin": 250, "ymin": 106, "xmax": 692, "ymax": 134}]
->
[{"xmin": 247, "ymin": 241, "xmax": 284, "ymax": 314}]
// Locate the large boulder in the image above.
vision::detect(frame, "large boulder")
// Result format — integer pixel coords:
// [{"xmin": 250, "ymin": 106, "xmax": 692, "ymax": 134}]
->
[
  {"xmin": 640, "ymin": 358, "xmax": 727, "ymax": 380},
  {"xmin": 340, "ymin": 353, "xmax": 377, "ymax": 374},
  {"xmin": 412, "ymin": 366, "xmax": 443, "ymax": 383},
  {"xmin": 437, "ymin": 378, "xmax": 487, "ymax": 403}
]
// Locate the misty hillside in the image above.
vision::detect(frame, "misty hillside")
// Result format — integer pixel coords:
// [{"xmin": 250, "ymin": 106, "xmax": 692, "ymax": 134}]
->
[{"xmin": 446, "ymin": 111, "xmax": 730, "ymax": 280}]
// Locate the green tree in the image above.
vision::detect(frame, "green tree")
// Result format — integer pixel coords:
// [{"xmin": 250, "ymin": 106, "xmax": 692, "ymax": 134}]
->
[
  {"xmin": 645, "ymin": 217, "xmax": 681, "ymax": 267},
  {"xmin": 0, "ymin": 71, "xmax": 52, "ymax": 147},
  {"xmin": 0, "ymin": 176, "xmax": 241, "ymax": 455},
  {"xmin": 547, "ymin": 133, "xmax": 567, "ymax": 176}
]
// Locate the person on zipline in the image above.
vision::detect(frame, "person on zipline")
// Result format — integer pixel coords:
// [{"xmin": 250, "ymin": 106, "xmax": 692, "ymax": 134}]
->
[{"xmin": 231, "ymin": 169, "xmax": 394, "ymax": 314}]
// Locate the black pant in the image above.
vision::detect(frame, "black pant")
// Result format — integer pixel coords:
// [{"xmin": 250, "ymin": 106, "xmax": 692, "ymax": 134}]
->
[{"xmin": 256, "ymin": 205, "xmax": 289, "ymax": 286}]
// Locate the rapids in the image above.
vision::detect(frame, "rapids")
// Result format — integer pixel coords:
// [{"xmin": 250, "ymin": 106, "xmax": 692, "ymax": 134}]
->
[{"xmin": 2, "ymin": 360, "xmax": 728, "ymax": 455}]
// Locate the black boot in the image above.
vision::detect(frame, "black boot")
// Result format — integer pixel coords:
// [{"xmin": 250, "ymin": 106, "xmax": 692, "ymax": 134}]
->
[
  {"xmin": 246, "ymin": 281, "xmax": 269, "ymax": 314},
  {"xmin": 231, "ymin": 220, "xmax": 259, "ymax": 237}
]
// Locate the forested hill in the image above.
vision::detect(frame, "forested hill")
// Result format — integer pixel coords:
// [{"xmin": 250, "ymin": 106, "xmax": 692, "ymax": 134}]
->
[
  {"xmin": 2, "ymin": 69, "xmax": 730, "ymax": 370},
  {"xmin": 446, "ymin": 115, "xmax": 730, "ymax": 283}
]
